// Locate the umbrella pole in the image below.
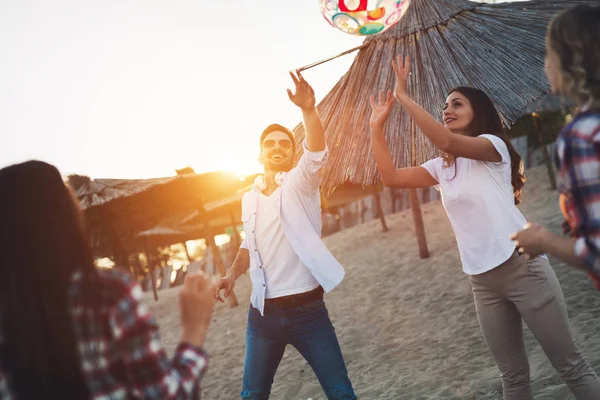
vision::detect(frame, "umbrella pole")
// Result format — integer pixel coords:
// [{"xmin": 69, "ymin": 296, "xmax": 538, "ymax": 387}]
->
[
  {"xmin": 182, "ymin": 242, "xmax": 193, "ymax": 263},
  {"xmin": 532, "ymin": 113, "xmax": 557, "ymax": 190},
  {"xmin": 229, "ymin": 207, "xmax": 242, "ymax": 249},
  {"xmin": 409, "ymin": 188, "xmax": 430, "ymax": 259},
  {"xmin": 144, "ymin": 241, "xmax": 159, "ymax": 302},
  {"xmin": 99, "ymin": 208, "xmax": 129, "ymax": 271},
  {"xmin": 373, "ymin": 186, "xmax": 389, "ymax": 233}
]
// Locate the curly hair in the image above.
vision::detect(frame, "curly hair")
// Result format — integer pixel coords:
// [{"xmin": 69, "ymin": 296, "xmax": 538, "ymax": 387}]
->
[
  {"xmin": 547, "ymin": 4, "xmax": 600, "ymax": 111},
  {"xmin": 441, "ymin": 87, "xmax": 526, "ymax": 205}
]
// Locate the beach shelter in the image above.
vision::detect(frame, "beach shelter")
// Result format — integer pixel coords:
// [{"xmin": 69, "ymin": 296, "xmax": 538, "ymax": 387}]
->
[{"xmin": 70, "ymin": 171, "xmax": 255, "ymax": 305}]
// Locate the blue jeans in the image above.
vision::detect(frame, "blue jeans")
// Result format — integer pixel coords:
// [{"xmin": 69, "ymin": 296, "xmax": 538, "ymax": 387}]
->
[{"xmin": 241, "ymin": 298, "xmax": 356, "ymax": 400}]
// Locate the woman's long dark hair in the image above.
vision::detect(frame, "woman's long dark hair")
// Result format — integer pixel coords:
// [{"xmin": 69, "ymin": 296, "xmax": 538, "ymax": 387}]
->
[
  {"xmin": 444, "ymin": 87, "xmax": 526, "ymax": 205},
  {"xmin": 0, "ymin": 161, "xmax": 95, "ymax": 398}
]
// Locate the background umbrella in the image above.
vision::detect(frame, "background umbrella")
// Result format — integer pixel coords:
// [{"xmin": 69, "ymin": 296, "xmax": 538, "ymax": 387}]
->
[{"xmin": 70, "ymin": 171, "xmax": 255, "ymax": 304}]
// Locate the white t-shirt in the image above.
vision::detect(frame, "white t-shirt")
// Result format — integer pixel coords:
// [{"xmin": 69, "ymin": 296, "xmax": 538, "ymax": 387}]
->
[
  {"xmin": 421, "ymin": 134, "xmax": 527, "ymax": 275},
  {"xmin": 254, "ymin": 188, "xmax": 319, "ymax": 298}
]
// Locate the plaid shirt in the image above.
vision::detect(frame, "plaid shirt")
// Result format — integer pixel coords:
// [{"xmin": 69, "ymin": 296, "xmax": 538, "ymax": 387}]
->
[
  {"xmin": 0, "ymin": 268, "xmax": 208, "ymax": 399},
  {"xmin": 555, "ymin": 110, "xmax": 600, "ymax": 289}
]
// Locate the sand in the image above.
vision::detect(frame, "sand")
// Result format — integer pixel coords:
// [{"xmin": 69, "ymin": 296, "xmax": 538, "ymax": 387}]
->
[{"xmin": 144, "ymin": 165, "xmax": 600, "ymax": 400}]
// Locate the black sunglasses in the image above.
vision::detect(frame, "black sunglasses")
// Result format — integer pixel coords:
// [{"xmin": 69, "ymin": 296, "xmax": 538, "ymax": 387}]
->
[{"xmin": 263, "ymin": 139, "xmax": 292, "ymax": 150}]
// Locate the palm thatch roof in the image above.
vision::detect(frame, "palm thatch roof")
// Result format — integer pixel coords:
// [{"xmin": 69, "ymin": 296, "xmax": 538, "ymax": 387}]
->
[
  {"xmin": 73, "ymin": 175, "xmax": 182, "ymax": 210},
  {"xmin": 293, "ymin": 0, "xmax": 593, "ymax": 192},
  {"xmin": 70, "ymin": 172, "xmax": 257, "ymax": 258},
  {"xmin": 134, "ymin": 214, "xmax": 239, "ymax": 250}
]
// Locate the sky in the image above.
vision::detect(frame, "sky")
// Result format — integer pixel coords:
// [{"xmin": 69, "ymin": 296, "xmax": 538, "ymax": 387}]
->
[
  {"xmin": 1, "ymin": 0, "xmax": 366, "ymax": 179},
  {"xmin": 2, "ymin": 0, "xmax": 511, "ymax": 180}
]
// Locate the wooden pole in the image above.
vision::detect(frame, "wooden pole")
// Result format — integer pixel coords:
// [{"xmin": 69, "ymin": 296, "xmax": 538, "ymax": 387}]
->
[
  {"xmin": 182, "ymin": 241, "xmax": 193, "ymax": 263},
  {"xmin": 407, "ymin": 72, "xmax": 430, "ymax": 259},
  {"xmin": 98, "ymin": 207, "xmax": 129, "ymax": 271},
  {"xmin": 229, "ymin": 207, "xmax": 242, "ymax": 249},
  {"xmin": 205, "ymin": 229, "xmax": 238, "ymax": 308},
  {"xmin": 533, "ymin": 113, "xmax": 557, "ymax": 190},
  {"xmin": 297, "ymin": 43, "xmax": 369, "ymax": 72},
  {"xmin": 409, "ymin": 188, "xmax": 430, "ymax": 259},
  {"xmin": 333, "ymin": 208, "xmax": 342, "ymax": 233},
  {"xmin": 145, "ymin": 253, "xmax": 159, "ymax": 301},
  {"xmin": 373, "ymin": 186, "xmax": 389, "ymax": 232},
  {"xmin": 142, "ymin": 238, "xmax": 159, "ymax": 301}
]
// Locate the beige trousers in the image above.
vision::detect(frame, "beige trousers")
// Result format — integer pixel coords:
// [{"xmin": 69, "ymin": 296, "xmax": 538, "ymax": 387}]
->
[{"xmin": 470, "ymin": 252, "xmax": 600, "ymax": 400}]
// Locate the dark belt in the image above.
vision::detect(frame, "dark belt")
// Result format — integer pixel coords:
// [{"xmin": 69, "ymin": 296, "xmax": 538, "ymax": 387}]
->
[{"xmin": 265, "ymin": 286, "xmax": 324, "ymax": 307}]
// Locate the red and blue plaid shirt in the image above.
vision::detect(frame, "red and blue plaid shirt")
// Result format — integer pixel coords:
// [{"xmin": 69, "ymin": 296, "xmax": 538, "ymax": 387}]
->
[
  {"xmin": 0, "ymin": 268, "xmax": 208, "ymax": 399},
  {"xmin": 555, "ymin": 110, "xmax": 600, "ymax": 289}
]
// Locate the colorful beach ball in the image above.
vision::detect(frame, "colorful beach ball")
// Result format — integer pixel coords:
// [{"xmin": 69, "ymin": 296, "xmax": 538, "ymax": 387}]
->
[{"xmin": 320, "ymin": 0, "xmax": 410, "ymax": 36}]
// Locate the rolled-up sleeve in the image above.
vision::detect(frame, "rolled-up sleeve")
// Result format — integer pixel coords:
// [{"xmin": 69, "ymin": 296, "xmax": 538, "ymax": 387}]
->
[{"xmin": 289, "ymin": 140, "xmax": 328, "ymax": 193}]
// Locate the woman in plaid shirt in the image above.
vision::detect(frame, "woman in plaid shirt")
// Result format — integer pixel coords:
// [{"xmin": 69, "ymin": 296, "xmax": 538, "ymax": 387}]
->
[
  {"xmin": 0, "ymin": 161, "xmax": 216, "ymax": 399},
  {"xmin": 512, "ymin": 4, "xmax": 600, "ymax": 290}
]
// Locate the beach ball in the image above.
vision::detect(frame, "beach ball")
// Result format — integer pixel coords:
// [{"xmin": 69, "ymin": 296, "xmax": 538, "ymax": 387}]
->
[{"xmin": 320, "ymin": 0, "xmax": 410, "ymax": 36}]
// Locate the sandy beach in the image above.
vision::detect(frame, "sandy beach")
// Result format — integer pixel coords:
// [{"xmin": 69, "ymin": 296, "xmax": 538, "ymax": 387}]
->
[{"xmin": 144, "ymin": 165, "xmax": 600, "ymax": 400}]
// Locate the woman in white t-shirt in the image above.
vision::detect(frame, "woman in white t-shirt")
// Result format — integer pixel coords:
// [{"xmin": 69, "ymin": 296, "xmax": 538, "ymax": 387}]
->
[{"xmin": 368, "ymin": 55, "xmax": 600, "ymax": 400}]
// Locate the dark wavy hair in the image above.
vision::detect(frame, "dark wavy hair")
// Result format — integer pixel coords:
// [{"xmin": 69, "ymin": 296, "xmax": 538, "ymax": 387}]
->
[
  {"xmin": 0, "ymin": 161, "xmax": 96, "ymax": 398},
  {"xmin": 443, "ymin": 87, "xmax": 526, "ymax": 205},
  {"xmin": 546, "ymin": 4, "xmax": 600, "ymax": 111}
]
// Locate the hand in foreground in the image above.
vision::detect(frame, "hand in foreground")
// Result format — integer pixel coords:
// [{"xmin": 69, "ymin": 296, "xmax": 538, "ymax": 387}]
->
[
  {"xmin": 287, "ymin": 69, "xmax": 316, "ymax": 110},
  {"xmin": 369, "ymin": 90, "xmax": 395, "ymax": 129},
  {"xmin": 179, "ymin": 272, "xmax": 217, "ymax": 348},
  {"xmin": 510, "ymin": 222, "xmax": 547, "ymax": 259}
]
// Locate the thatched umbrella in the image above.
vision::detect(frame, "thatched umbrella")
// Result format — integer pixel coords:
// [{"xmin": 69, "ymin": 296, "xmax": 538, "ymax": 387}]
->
[
  {"xmin": 72, "ymin": 172, "xmax": 254, "ymax": 255},
  {"xmin": 70, "ymin": 172, "xmax": 255, "ymax": 305},
  {"xmin": 293, "ymin": 0, "xmax": 593, "ymax": 257}
]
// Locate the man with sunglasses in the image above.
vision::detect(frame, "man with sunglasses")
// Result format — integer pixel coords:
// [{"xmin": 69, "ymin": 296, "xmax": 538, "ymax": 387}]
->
[{"xmin": 216, "ymin": 70, "xmax": 356, "ymax": 400}]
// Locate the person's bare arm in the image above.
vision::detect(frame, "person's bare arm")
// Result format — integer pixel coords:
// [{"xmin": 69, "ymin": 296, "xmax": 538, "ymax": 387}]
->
[
  {"xmin": 288, "ymin": 70, "xmax": 325, "ymax": 152},
  {"xmin": 215, "ymin": 248, "xmax": 249, "ymax": 303},
  {"xmin": 369, "ymin": 90, "xmax": 438, "ymax": 188},
  {"xmin": 227, "ymin": 249, "xmax": 250, "ymax": 280}
]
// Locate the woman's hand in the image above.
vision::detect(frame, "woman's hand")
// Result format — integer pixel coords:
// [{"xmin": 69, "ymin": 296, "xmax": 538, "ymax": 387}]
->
[
  {"xmin": 369, "ymin": 90, "xmax": 395, "ymax": 129},
  {"xmin": 392, "ymin": 54, "xmax": 411, "ymax": 100}
]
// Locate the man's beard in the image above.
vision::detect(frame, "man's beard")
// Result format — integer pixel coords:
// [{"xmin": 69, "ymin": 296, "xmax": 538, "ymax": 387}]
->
[{"xmin": 265, "ymin": 159, "xmax": 293, "ymax": 172}]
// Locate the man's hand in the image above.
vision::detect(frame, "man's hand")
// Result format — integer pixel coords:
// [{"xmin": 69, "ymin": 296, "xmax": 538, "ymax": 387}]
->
[
  {"xmin": 287, "ymin": 70, "xmax": 316, "ymax": 110},
  {"xmin": 215, "ymin": 274, "xmax": 236, "ymax": 303}
]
